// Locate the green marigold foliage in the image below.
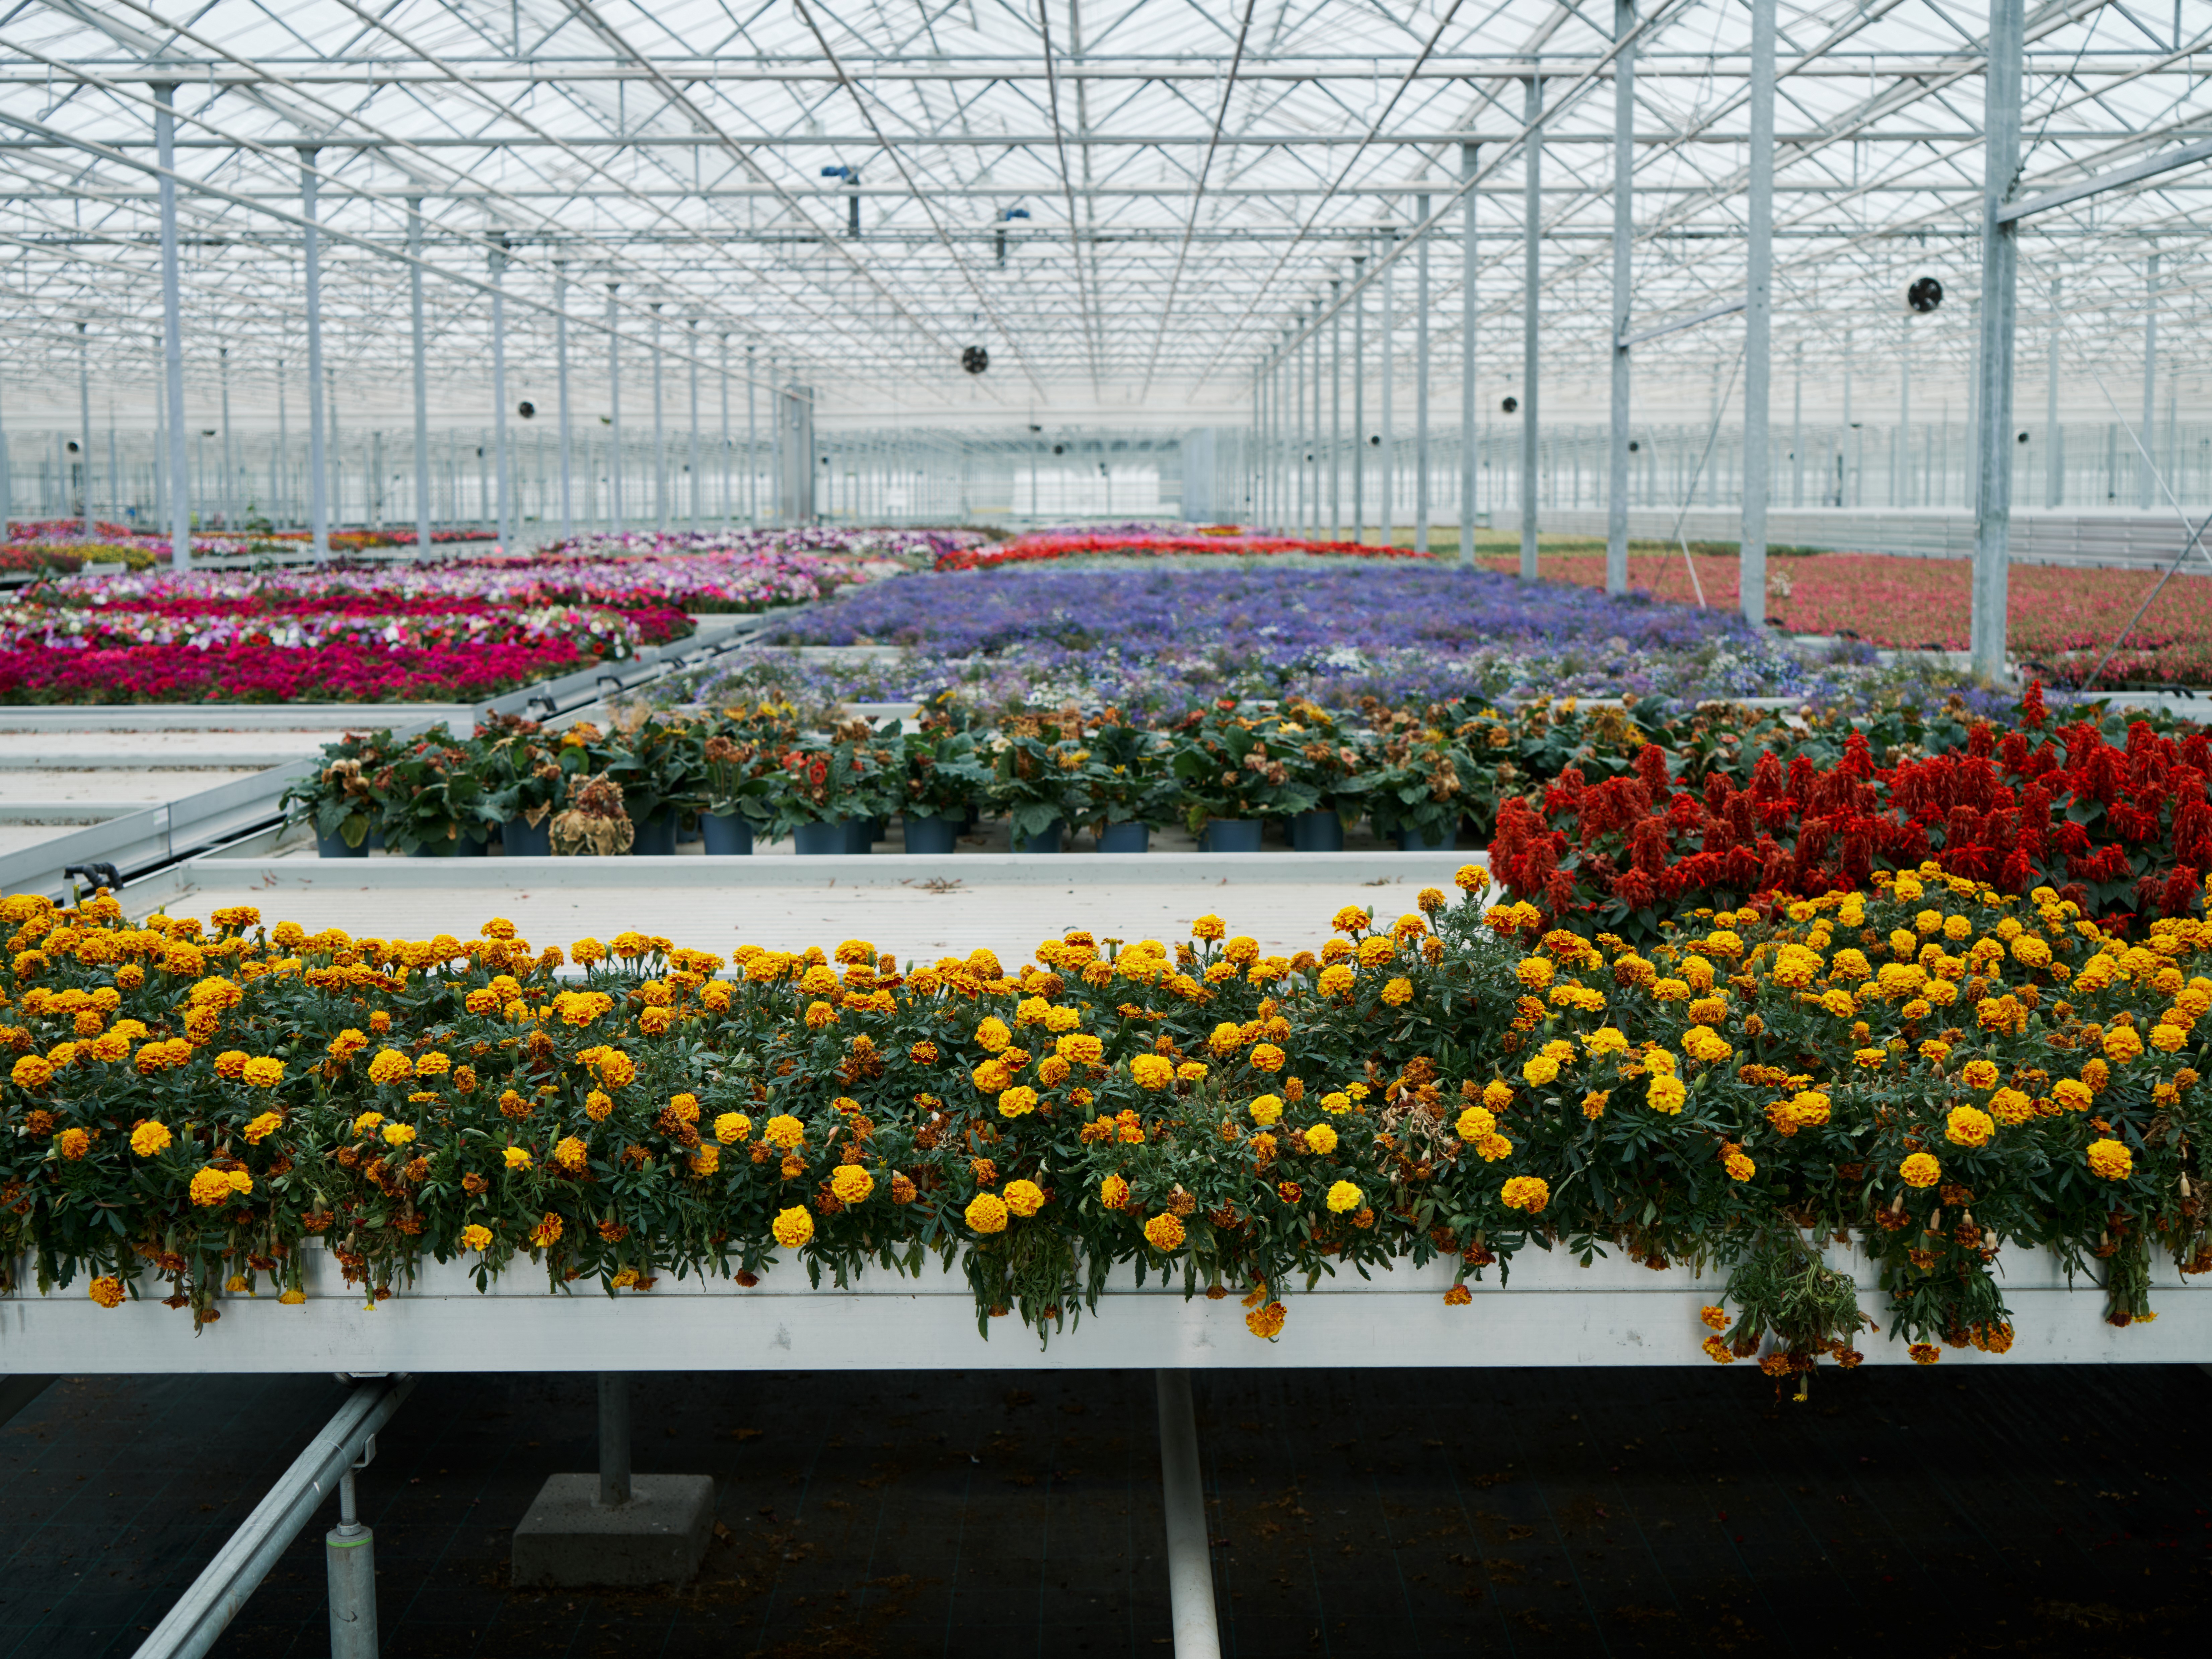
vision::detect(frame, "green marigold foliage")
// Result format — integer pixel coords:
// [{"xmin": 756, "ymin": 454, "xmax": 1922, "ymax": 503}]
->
[{"xmin": 1, "ymin": 869, "xmax": 2207, "ymax": 1366}]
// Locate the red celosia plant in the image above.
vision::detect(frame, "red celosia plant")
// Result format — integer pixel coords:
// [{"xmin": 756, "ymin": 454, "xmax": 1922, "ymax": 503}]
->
[{"xmin": 1489, "ymin": 683, "xmax": 2212, "ymax": 940}]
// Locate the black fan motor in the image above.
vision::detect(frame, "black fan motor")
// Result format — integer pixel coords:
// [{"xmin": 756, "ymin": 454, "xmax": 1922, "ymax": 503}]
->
[
  {"xmin": 961, "ymin": 345, "xmax": 990, "ymax": 374},
  {"xmin": 1908, "ymin": 276, "xmax": 1943, "ymax": 313}
]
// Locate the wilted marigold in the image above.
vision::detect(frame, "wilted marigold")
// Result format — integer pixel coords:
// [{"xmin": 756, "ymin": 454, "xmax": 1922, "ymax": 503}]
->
[
  {"xmin": 1700, "ymin": 1304, "xmax": 1729, "ymax": 1332},
  {"xmin": 1701, "ymin": 1335, "xmax": 1734, "ymax": 1364},
  {"xmin": 966, "ymin": 1192, "xmax": 1010, "ymax": 1234},
  {"xmin": 1246, "ymin": 1301, "xmax": 1287, "ymax": 1340},
  {"xmin": 1909, "ymin": 1343, "xmax": 1941, "ymax": 1365}
]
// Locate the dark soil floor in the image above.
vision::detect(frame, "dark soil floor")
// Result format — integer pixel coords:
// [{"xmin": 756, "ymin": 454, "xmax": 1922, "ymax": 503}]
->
[{"xmin": 3, "ymin": 1363, "xmax": 2209, "ymax": 1658}]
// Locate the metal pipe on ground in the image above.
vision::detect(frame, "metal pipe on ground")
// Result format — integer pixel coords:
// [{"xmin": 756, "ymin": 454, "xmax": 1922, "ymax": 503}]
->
[
  {"xmin": 1155, "ymin": 1369, "xmax": 1222, "ymax": 1659},
  {"xmin": 133, "ymin": 1373, "xmax": 416, "ymax": 1659}
]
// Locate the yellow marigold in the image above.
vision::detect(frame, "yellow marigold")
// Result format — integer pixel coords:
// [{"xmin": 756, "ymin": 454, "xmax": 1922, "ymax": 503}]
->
[
  {"xmin": 989, "ymin": 1085, "xmax": 1036, "ymax": 1121},
  {"xmin": 974, "ymin": 1016, "xmax": 1012, "ymax": 1053},
  {"xmin": 2053, "ymin": 1078, "xmax": 2092, "ymax": 1112},
  {"xmin": 1142, "ymin": 1212, "xmax": 1186, "ymax": 1251},
  {"xmin": 130, "ymin": 1120, "xmax": 172, "ymax": 1157},
  {"xmin": 1683, "ymin": 1026, "xmax": 1734, "ymax": 1065},
  {"xmin": 1945, "ymin": 1105, "xmax": 1995, "ymax": 1149},
  {"xmin": 1246, "ymin": 1300, "xmax": 1287, "ymax": 1340},
  {"xmin": 820, "ymin": 1163, "xmax": 871, "ymax": 1207},
  {"xmin": 1247, "ymin": 1042, "xmax": 1285, "ymax": 1073},
  {"xmin": 504, "ymin": 1146, "xmax": 533, "ymax": 1171},
  {"xmin": 1515, "ymin": 956, "xmax": 1555, "ymax": 991},
  {"xmin": 1304, "ymin": 1122, "xmax": 1339, "ymax": 1155},
  {"xmin": 1380, "ymin": 977, "xmax": 1414, "ymax": 1007},
  {"xmin": 461, "ymin": 1223, "xmax": 494, "ymax": 1252},
  {"xmin": 1959, "ymin": 1058, "xmax": 2000, "ymax": 1090},
  {"xmin": 382, "ymin": 1122, "xmax": 416, "ymax": 1147},
  {"xmin": 1190, "ymin": 914, "xmax": 1226, "ymax": 942},
  {"xmin": 552, "ymin": 1135, "xmax": 589, "ymax": 1172},
  {"xmin": 88, "ymin": 1275, "xmax": 125, "ymax": 1309},
  {"xmin": 2103, "ymin": 1026, "xmax": 2145, "ymax": 1064},
  {"xmin": 764, "ymin": 1113, "xmax": 806, "ymax": 1150},
  {"xmin": 1318, "ymin": 1090, "xmax": 1351, "ymax": 1115},
  {"xmin": 1316, "ymin": 962, "xmax": 1356, "ymax": 998},
  {"xmin": 1356, "ymin": 936, "xmax": 1397, "ymax": 969},
  {"xmin": 1522, "ymin": 1055, "xmax": 1561, "ymax": 1087},
  {"xmin": 1131, "ymin": 1054, "xmax": 1174, "ymax": 1091},
  {"xmin": 1453, "ymin": 863, "xmax": 1489, "ymax": 894},
  {"xmin": 1099, "ymin": 1173, "xmax": 1131, "ymax": 1210},
  {"xmin": 234, "ymin": 1056, "xmax": 284, "ymax": 1089},
  {"xmin": 714, "ymin": 1112, "xmax": 753, "ymax": 1145},
  {"xmin": 1004, "ymin": 1178, "xmax": 1045, "ymax": 1218},
  {"xmin": 2086, "ymin": 1138, "xmax": 2134, "ymax": 1181},
  {"xmin": 1325, "ymin": 1179, "xmax": 1363, "ymax": 1214},
  {"xmin": 1331, "ymin": 904, "xmax": 1372, "ymax": 934},
  {"xmin": 1899, "ymin": 1151, "xmax": 1941, "ymax": 1188},
  {"xmin": 1583, "ymin": 1027, "xmax": 1630, "ymax": 1057},
  {"xmin": 1056, "ymin": 1032, "xmax": 1103, "ymax": 1066},
  {"xmin": 771, "ymin": 1205, "xmax": 814, "ymax": 1248},
  {"xmin": 1248, "ymin": 1093, "xmax": 1283, "ymax": 1127},
  {"xmin": 1500, "ymin": 1175, "xmax": 1550, "ymax": 1213},
  {"xmin": 966, "ymin": 1192, "xmax": 1010, "ymax": 1234},
  {"xmin": 1700, "ymin": 1304, "xmax": 1729, "ymax": 1332},
  {"xmin": 528, "ymin": 1212, "xmax": 564, "ymax": 1248},
  {"xmin": 366, "ymin": 1049, "xmax": 413, "ymax": 1086},
  {"xmin": 188, "ymin": 1166, "xmax": 233, "ymax": 1207},
  {"xmin": 213, "ymin": 1049, "xmax": 249, "ymax": 1080},
  {"xmin": 243, "ymin": 1111, "xmax": 282, "ymax": 1145},
  {"xmin": 2151, "ymin": 1022, "xmax": 2187, "ymax": 1053},
  {"xmin": 1177, "ymin": 1060, "xmax": 1209, "ymax": 1082},
  {"xmin": 1455, "ymin": 1105, "xmax": 1496, "ymax": 1142},
  {"xmin": 1723, "ymin": 1149, "xmax": 1756, "ymax": 1182},
  {"xmin": 1646, "ymin": 1073, "xmax": 1688, "ymax": 1114}
]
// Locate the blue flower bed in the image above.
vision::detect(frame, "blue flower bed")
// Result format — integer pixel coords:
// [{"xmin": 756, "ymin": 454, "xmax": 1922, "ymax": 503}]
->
[{"xmin": 689, "ymin": 562, "xmax": 1915, "ymax": 713}]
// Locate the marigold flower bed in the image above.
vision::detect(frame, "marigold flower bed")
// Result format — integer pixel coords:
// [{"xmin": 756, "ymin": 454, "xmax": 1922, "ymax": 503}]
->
[
  {"xmin": 4, "ymin": 870, "xmax": 2206, "ymax": 1373},
  {"xmin": 1481, "ymin": 549, "xmax": 2212, "ymax": 688}
]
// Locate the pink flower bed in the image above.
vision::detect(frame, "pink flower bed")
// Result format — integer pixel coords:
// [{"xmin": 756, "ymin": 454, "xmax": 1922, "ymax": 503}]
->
[{"xmin": 0, "ymin": 640, "xmax": 592, "ymax": 704}]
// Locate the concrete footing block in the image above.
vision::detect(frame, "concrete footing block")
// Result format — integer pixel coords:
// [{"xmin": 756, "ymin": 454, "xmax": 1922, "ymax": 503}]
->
[{"xmin": 510, "ymin": 1473, "xmax": 717, "ymax": 1588}]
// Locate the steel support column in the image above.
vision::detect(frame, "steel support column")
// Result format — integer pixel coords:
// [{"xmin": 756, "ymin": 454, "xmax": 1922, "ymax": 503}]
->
[
  {"xmin": 1310, "ymin": 300, "xmax": 1324, "ymax": 535},
  {"xmin": 1970, "ymin": 0, "xmax": 2024, "ymax": 681},
  {"xmin": 718, "ymin": 335, "xmax": 731, "ymax": 524},
  {"xmin": 1740, "ymin": 0, "xmax": 1774, "ymax": 627},
  {"xmin": 1415, "ymin": 192, "xmax": 1431, "ymax": 553},
  {"xmin": 555, "ymin": 262, "xmax": 573, "ymax": 543},
  {"xmin": 2046, "ymin": 278, "xmax": 2063, "ymax": 507},
  {"xmin": 1381, "ymin": 233, "xmax": 1396, "ymax": 547},
  {"xmin": 746, "ymin": 344, "xmax": 757, "ymax": 528},
  {"xmin": 606, "ymin": 286, "xmax": 621, "ymax": 529},
  {"xmin": 1606, "ymin": 10, "xmax": 1632, "ymax": 594},
  {"xmin": 156, "ymin": 83, "xmax": 190, "ymax": 570},
  {"xmin": 301, "ymin": 147, "xmax": 327, "ymax": 561},
  {"xmin": 491, "ymin": 240, "xmax": 511, "ymax": 551},
  {"xmin": 2140, "ymin": 254, "xmax": 2158, "ymax": 509},
  {"xmin": 1330, "ymin": 281, "xmax": 1343, "ymax": 538},
  {"xmin": 1351, "ymin": 255, "xmax": 1366, "ymax": 542},
  {"xmin": 1461, "ymin": 142, "xmax": 1478, "ymax": 566},
  {"xmin": 1520, "ymin": 78, "xmax": 1541, "ymax": 581},
  {"xmin": 651, "ymin": 304, "xmax": 667, "ymax": 536},
  {"xmin": 77, "ymin": 321, "xmax": 92, "ymax": 534},
  {"xmin": 687, "ymin": 320, "xmax": 702, "ymax": 529},
  {"xmin": 411, "ymin": 201, "xmax": 433, "ymax": 553}
]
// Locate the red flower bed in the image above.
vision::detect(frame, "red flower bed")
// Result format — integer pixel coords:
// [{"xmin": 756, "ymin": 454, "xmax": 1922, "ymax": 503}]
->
[
  {"xmin": 1480, "ymin": 549, "xmax": 2212, "ymax": 687},
  {"xmin": 937, "ymin": 531, "xmax": 1434, "ymax": 571},
  {"xmin": 1489, "ymin": 687, "xmax": 2212, "ymax": 937},
  {"xmin": 0, "ymin": 639, "xmax": 598, "ymax": 705}
]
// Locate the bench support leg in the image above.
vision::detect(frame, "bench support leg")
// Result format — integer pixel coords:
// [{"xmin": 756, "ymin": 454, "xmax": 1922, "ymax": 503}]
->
[
  {"xmin": 325, "ymin": 1464, "xmax": 379, "ymax": 1659},
  {"xmin": 1154, "ymin": 1369, "xmax": 1222, "ymax": 1659},
  {"xmin": 510, "ymin": 1372, "xmax": 714, "ymax": 1589}
]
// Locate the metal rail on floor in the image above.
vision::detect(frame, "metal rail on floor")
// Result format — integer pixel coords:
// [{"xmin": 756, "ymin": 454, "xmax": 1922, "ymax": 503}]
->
[
  {"xmin": 130, "ymin": 1374, "xmax": 416, "ymax": 1659},
  {"xmin": 1156, "ymin": 1370, "xmax": 1224, "ymax": 1659}
]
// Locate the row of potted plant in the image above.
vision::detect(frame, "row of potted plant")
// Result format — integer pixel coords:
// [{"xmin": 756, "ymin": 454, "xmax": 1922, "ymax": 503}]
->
[{"xmin": 283, "ymin": 699, "xmax": 1488, "ymax": 859}]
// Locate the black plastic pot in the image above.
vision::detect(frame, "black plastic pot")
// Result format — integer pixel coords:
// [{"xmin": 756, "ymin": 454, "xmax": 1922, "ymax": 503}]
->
[
  {"xmin": 1290, "ymin": 810, "xmax": 1345, "ymax": 852},
  {"xmin": 868, "ymin": 815, "xmax": 889, "ymax": 843},
  {"xmin": 1098, "ymin": 821, "xmax": 1150, "ymax": 853},
  {"xmin": 1015, "ymin": 819, "xmax": 1067, "ymax": 854},
  {"xmin": 316, "ymin": 829, "xmax": 369, "ymax": 859},
  {"xmin": 701, "ymin": 813, "xmax": 754, "ymax": 855},
  {"xmin": 500, "ymin": 816, "xmax": 551, "ymax": 858},
  {"xmin": 407, "ymin": 832, "xmax": 487, "ymax": 858},
  {"xmin": 795, "ymin": 821, "xmax": 851, "ymax": 856},
  {"xmin": 1395, "ymin": 826, "xmax": 1456, "ymax": 852},
  {"xmin": 903, "ymin": 814, "xmax": 962, "ymax": 854},
  {"xmin": 630, "ymin": 813, "xmax": 678, "ymax": 857},
  {"xmin": 1202, "ymin": 819, "xmax": 1263, "ymax": 853}
]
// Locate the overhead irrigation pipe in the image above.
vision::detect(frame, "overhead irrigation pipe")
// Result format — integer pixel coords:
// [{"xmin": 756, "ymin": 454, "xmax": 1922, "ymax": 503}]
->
[
  {"xmin": 0, "ymin": 104, "xmax": 799, "ymax": 398},
  {"xmin": 76, "ymin": 0, "xmax": 890, "ymax": 385},
  {"xmin": 132, "ymin": 1375, "xmax": 416, "ymax": 1659}
]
